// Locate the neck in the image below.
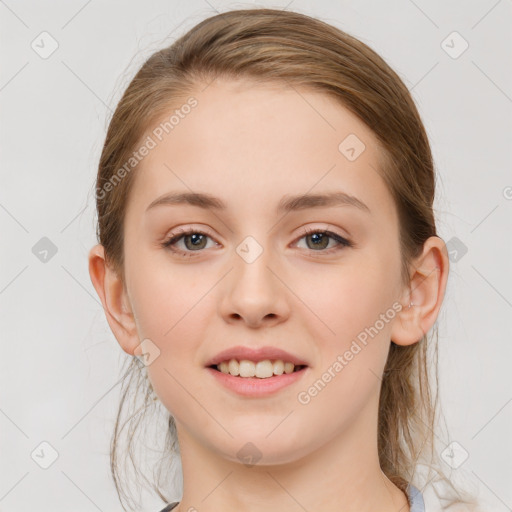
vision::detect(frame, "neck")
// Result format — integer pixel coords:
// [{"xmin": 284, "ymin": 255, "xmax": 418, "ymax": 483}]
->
[{"xmin": 171, "ymin": 395, "xmax": 410, "ymax": 512}]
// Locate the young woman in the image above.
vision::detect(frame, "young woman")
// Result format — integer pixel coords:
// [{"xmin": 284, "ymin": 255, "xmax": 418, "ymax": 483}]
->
[{"xmin": 88, "ymin": 8, "xmax": 479, "ymax": 512}]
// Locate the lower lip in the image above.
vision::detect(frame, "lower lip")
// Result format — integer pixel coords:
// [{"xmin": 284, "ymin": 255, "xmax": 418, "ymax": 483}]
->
[{"xmin": 206, "ymin": 367, "xmax": 309, "ymax": 397}]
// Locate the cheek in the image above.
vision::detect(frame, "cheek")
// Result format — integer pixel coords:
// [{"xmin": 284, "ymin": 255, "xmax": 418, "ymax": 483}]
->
[
  {"xmin": 292, "ymin": 253, "xmax": 400, "ymax": 404},
  {"xmin": 128, "ymin": 268, "xmax": 212, "ymax": 415},
  {"xmin": 296, "ymin": 260, "xmax": 396, "ymax": 341},
  {"xmin": 127, "ymin": 245, "xmax": 203, "ymax": 333},
  {"xmin": 290, "ymin": 264, "xmax": 396, "ymax": 426}
]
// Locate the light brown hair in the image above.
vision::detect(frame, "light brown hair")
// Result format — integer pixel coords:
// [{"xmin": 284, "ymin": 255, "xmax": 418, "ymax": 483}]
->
[{"xmin": 92, "ymin": 8, "xmax": 477, "ymax": 510}]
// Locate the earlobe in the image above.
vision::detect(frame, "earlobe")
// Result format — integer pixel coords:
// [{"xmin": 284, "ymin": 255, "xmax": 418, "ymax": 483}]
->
[
  {"xmin": 390, "ymin": 236, "xmax": 450, "ymax": 346},
  {"xmin": 88, "ymin": 244, "xmax": 140, "ymax": 356}
]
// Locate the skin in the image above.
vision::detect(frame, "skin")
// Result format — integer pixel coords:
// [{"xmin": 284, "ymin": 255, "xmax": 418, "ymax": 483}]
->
[{"xmin": 89, "ymin": 77, "xmax": 449, "ymax": 512}]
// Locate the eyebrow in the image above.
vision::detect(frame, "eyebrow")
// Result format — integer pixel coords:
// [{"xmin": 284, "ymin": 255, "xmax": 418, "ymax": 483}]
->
[{"xmin": 145, "ymin": 190, "xmax": 371, "ymax": 214}]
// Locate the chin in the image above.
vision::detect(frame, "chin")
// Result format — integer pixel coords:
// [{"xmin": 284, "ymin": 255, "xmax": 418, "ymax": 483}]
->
[{"xmin": 217, "ymin": 434, "xmax": 309, "ymax": 467}]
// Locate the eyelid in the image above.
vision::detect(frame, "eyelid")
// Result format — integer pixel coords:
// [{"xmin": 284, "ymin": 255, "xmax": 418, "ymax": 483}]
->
[
  {"xmin": 296, "ymin": 224, "xmax": 348, "ymax": 240},
  {"xmin": 164, "ymin": 225, "xmax": 215, "ymax": 240}
]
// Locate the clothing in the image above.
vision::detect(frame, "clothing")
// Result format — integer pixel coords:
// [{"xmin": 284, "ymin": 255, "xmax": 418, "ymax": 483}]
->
[
  {"xmin": 159, "ymin": 503, "xmax": 179, "ymax": 512},
  {"xmin": 158, "ymin": 483, "xmax": 425, "ymax": 511},
  {"xmin": 408, "ymin": 483, "xmax": 426, "ymax": 512}
]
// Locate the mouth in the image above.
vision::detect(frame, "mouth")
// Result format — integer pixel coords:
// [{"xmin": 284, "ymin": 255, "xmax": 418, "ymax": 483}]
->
[
  {"xmin": 208, "ymin": 360, "xmax": 308, "ymax": 379},
  {"xmin": 206, "ymin": 359, "xmax": 309, "ymax": 397}
]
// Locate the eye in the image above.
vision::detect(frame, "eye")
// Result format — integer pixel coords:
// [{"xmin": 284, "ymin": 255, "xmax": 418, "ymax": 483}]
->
[
  {"xmin": 161, "ymin": 227, "xmax": 218, "ymax": 257},
  {"xmin": 161, "ymin": 226, "xmax": 353, "ymax": 258},
  {"xmin": 294, "ymin": 226, "xmax": 353, "ymax": 254}
]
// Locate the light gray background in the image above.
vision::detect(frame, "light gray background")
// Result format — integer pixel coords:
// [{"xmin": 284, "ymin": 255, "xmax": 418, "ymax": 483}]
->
[{"xmin": 1, "ymin": 1, "xmax": 511, "ymax": 511}]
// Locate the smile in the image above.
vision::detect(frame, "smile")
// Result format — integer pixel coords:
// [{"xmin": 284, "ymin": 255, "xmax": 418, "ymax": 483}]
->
[
  {"xmin": 212, "ymin": 358, "xmax": 306, "ymax": 378},
  {"xmin": 206, "ymin": 362, "xmax": 309, "ymax": 397}
]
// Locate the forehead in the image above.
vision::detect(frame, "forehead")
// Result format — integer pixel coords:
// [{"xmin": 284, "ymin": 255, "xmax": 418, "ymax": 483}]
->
[{"xmin": 126, "ymin": 77, "xmax": 395, "ymax": 223}]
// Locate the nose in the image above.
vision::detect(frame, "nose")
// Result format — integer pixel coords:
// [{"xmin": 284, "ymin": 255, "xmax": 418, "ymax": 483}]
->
[{"xmin": 219, "ymin": 239, "xmax": 291, "ymax": 328}]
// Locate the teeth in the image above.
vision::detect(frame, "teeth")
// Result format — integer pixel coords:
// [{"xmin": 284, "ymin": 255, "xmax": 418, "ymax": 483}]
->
[{"xmin": 216, "ymin": 359, "xmax": 299, "ymax": 378}]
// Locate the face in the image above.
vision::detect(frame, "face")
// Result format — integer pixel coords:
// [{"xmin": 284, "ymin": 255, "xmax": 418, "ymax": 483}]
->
[{"xmin": 120, "ymin": 77, "xmax": 407, "ymax": 465}]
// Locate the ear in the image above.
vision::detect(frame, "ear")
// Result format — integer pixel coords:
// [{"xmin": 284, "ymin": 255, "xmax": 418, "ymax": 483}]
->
[
  {"xmin": 390, "ymin": 236, "xmax": 450, "ymax": 346},
  {"xmin": 88, "ymin": 244, "xmax": 142, "ymax": 357}
]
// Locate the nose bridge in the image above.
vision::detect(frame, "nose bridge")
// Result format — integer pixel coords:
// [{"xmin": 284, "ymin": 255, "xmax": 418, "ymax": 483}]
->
[
  {"xmin": 220, "ymin": 232, "xmax": 289, "ymax": 326},
  {"xmin": 233, "ymin": 233, "xmax": 277, "ymax": 299}
]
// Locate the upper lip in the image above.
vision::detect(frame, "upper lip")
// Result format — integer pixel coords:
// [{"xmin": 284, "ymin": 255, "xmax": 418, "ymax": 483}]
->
[{"xmin": 205, "ymin": 345, "xmax": 309, "ymax": 367}]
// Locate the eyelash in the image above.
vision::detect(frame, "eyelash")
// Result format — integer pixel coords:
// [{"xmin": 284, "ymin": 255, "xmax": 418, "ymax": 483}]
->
[{"xmin": 161, "ymin": 226, "xmax": 353, "ymax": 258}]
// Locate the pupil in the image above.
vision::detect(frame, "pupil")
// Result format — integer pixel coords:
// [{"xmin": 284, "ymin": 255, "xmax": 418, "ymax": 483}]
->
[
  {"xmin": 186, "ymin": 234, "xmax": 206, "ymax": 250},
  {"xmin": 308, "ymin": 233, "xmax": 328, "ymax": 250}
]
